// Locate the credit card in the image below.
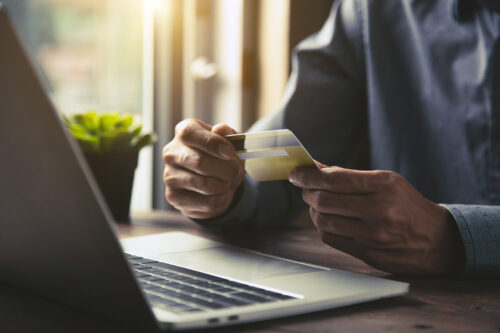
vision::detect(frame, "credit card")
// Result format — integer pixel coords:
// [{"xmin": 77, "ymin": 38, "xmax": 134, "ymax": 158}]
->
[{"xmin": 225, "ymin": 129, "xmax": 317, "ymax": 181}]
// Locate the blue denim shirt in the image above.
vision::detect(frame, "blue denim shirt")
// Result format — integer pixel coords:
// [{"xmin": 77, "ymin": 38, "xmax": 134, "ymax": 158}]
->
[{"xmin": 204, "ymin": 0, "xmax": 500, "ymax": 275}]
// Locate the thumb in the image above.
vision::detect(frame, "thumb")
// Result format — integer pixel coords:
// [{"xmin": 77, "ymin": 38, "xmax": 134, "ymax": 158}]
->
[{"xmin": 212, "ymin": 123, "xmax": 238, "ymax": 136}]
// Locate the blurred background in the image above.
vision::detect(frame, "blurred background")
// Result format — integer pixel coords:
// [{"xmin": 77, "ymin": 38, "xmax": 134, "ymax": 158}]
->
[{"xmin": 2, "ymin": 0, "xmax": 333, "ymax": 212}]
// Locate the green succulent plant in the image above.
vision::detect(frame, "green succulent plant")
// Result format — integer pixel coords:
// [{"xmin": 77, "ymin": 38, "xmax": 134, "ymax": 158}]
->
[{"xmin": 63, "ymin": 111, "xmax": 157, "ymax": 153}]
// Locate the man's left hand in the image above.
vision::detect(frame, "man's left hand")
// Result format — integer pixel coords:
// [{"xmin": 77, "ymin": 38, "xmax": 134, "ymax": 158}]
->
[{"xmin": 289, "ymin": 163, "xmax": 465, "ymax": 275}]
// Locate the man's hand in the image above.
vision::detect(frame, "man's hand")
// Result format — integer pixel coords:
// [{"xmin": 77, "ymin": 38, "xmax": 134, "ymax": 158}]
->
[
  {"xmin": 163, "ymin": 119, "xmax": 245, "ymax": 219},
  {"xmin": 289, "ymin": 163, "xmax": 465, "ymax": 275}
]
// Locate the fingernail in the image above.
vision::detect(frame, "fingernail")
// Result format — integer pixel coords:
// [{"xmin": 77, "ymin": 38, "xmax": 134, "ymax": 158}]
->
[
  {"xmin": 289, "ymin": 170, "xmax": 298, "ymax": 184},
  {"xmin": 218, "ymin": 145, "xmax": 233, "ymax": 159}
]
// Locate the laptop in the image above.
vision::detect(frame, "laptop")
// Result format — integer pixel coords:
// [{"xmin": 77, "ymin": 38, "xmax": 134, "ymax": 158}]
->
[{"xmin": 0, "ymin": 4, "xmax": 409, "ymax": 330}]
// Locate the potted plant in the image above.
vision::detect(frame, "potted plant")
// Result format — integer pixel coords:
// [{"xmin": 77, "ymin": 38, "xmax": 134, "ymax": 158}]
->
[{"xmin": 63, "ymin": 111, "xmax": 156, "ymax": 223}]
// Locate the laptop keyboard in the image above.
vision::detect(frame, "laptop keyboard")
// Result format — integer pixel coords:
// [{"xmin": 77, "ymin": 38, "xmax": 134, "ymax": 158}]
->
[{"xmin": 126, "ymin": 254, "xmax": 296, "ymax": 314}]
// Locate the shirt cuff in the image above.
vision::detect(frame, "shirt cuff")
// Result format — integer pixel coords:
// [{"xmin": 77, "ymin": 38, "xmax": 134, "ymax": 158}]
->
[
  {"xmin": 190, "ymin": 174, "xmax": 258, "ymax": 228},
  {"xmin": 442, "ymin": 204, "xmax": 500, "ymax": 275}
]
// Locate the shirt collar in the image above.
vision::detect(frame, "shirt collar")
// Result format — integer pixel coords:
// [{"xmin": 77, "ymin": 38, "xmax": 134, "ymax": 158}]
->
[{"xmin": 455, "ymin": 0, "xmax": 500, "ymax": 22}]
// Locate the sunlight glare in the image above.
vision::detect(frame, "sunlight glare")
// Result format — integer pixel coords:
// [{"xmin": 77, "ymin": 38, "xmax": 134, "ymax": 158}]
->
[{"xmin": 152, "ymin": 0, "xmax": 164, "ymax": 12}]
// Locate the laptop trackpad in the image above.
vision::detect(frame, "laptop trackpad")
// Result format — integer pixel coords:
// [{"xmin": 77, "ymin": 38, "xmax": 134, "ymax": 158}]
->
[{"xmin": 155, "ymin": 246, "xmax": 324, "ymax": 283}]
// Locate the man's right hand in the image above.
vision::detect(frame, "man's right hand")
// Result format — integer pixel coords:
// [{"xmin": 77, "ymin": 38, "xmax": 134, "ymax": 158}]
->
[{"xmin": 162, "ymin": 119, "xmax": 245, "ymax": 219}]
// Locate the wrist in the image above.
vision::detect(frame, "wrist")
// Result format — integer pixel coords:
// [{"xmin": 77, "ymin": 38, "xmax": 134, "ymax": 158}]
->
[{"xmin": 429, "ymin": 204, "xmax": 466, "ymax": 274}]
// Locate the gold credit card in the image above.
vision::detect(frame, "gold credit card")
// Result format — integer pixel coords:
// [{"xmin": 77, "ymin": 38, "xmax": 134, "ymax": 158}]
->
[{"xmin": 225, "ymin": 129, "xmax": 317, "ymax": 181}]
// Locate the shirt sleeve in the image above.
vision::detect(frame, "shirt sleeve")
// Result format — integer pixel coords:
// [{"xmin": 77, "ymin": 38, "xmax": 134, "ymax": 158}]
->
[
  {"xmin": 443, "ymin": 204, "xmax": 500, "ymax": 275},
  {"xmin": 192, "ymin": 0, "xmax": 368, "ymax": 229}
]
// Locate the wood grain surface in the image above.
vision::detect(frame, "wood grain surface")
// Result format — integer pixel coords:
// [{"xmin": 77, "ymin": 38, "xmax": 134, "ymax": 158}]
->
[{"xmin": 1, "ymin": 211, "xmax": 498, "ymax": 333}]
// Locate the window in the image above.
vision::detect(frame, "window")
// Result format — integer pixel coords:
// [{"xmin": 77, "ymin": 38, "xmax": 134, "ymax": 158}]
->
[
  {"xmin": 3, "ymin": 0, "xmax": 154, "ymax": 211},
  {"xmin": 4, "ymin": 0, "xmax": 331, "ymax": 212}
]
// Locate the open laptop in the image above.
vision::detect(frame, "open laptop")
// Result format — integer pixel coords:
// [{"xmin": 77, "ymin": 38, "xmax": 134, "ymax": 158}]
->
[{"xmin": 0, "ymin": 5, "xmax": 408, "ymax": 331}]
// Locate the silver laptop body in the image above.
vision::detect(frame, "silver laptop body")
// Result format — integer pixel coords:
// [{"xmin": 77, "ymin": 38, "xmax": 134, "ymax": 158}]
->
[{"xmin": 0, "ymin": 5, "xmax": 408, "ymax": 330}]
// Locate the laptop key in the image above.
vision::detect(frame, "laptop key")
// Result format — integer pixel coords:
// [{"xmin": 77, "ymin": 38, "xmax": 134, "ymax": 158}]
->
[
  {"xmin": 210, "ymin": 294, "xmax": 253, "ymax": 306},
  {"xmin": 174, "ymin": 276, "xmax": 200, "ymax": 284},
  {"xmin": 135, "ymin": 266, "xmax": 155, "ymax": 272},
  {"xmin": 148, "ymin": 268, "xmax": 167, "ymax": 274},
  {"xmin": 160, "ymin": 288, "xmax": 185, "ymax": 298},
  {"xmin": 149, "ymin": 286, "xmax": 203, "ymax": 304},
  {"xmin": 134, "ymin": 272, "xmax": 152, "ymax": 278},
  {"xmin": 149, "ymin": 262, "xmax": 220, "ymax": 281},
  {"xmin": 183, "ymin": 307, "xmax": 203, "ymax": 313},
  {"xmin": 176, "ymin": 285, "xmax": 201, "ymax": 294},
  {"xmin": 190, "ymin": 289, "xmax": 215, "ymax": 299},
  {"xmin": 155, "ymin": 270, "xmax": 183, "ymax": 279},
  {"xmin": 144, "ymin": 285, "xmax": 166, "ymax": 293},
  {"xmin": 152, "ymin": 299, "xmax": 204, "ymax": 314},
  {"xmin": 159, "ymin": 281, "xmax": 185, "ymax": 290},
  {"xmin": 181, "ymin": 295, "xmax": 228, "ymax": 310},
  {"xmin": 140, "ymin": 275, "xmax": 165, "ymax": 283},
  {"xmin": 211, "ymin": 286, "xmax": 237, "ymax": 293},
  {"xmin": 191, "ymin": 281, "xmax": 214, "ymax": 288},
  {"xmin": 149, "ymin": 296, "xmax": 178, "ymax": 306},
  {"xmin": 232, "ymin": 292, "xmax": 273, "ymax": 303}
]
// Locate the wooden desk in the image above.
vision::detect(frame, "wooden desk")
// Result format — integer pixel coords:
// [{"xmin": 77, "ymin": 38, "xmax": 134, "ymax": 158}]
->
[{"xmin": 1, "ymin": 211, "xmax": 499, "ymax": 332}]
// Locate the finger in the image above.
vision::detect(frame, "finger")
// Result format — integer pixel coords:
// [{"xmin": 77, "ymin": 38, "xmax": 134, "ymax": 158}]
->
[
  {"xmin": 314, "ymin": 160, "xmax": 327, "ymax": 169},
  {"xmin": 309, "ymin": 207, "xmax": 367, "ymax": 238},
  {"xmin": 164, "ymin": 166, "xmax": 231, "ymax": 195},
  {"xmin": 175, "ymin": 119, "xmax": 235, "ymax": 160},
  {"xmin": 318, "ymin": 230, "xmax": 363, "ymax": 259},
  {"xmin": 165, "ymin": 188, "xmax": 231, "ymax": 219},
  {"xmin": 302, "ymin": 189, "xmax": 371, "ymax": 218},
  {"xmin": 212, "ymin": 123, "xmax": 238, "ymax": 136},
  {"xmin": 169, "ymin": 146, "xmax": 241, "ymax": 181},
  {"xmin": 289, "ymin": 166, "xmax": 377, "ymax": 194},
  {"xmin": 191, "ymin": 118, "xmax": 212, "ymax": 131}
]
